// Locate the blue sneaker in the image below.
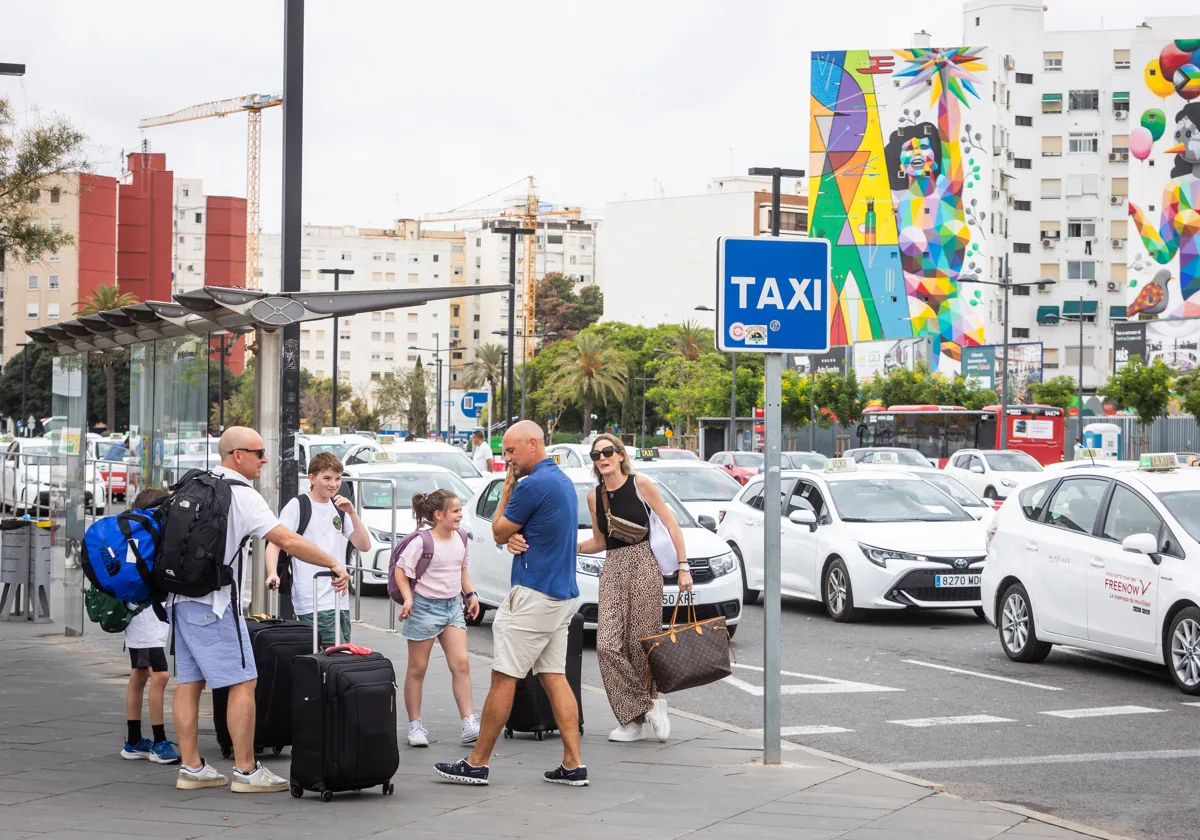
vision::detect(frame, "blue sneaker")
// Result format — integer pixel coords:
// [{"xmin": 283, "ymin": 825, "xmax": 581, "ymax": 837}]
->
[
  {"xmin": 120, "ymin": 738, "xmax": 154, "ymax": 760},
  {"xmin": 149, "ymin": 740, "xmax": 181, "ymax": 765},
  {"xmin": 434, "ymin": 758, "xmax": 489, "ymax": 785},
  {"xmin": 544, "ymin": 764, "xmax": 589, "ymax": 786}
]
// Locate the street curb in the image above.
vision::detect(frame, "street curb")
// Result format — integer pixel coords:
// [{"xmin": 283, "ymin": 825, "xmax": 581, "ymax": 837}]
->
[{"xmin": 982, "ymin": 802, "xmax": 1139, "ymax": 840}]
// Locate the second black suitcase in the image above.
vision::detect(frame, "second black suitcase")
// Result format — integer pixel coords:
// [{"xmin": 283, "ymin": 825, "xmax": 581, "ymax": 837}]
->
[
  {"xmin": 289, "ymin": 572, "xmax": 398, "ymax": 801},
  {"xmin": 504, "ymin": 610, "xmax": 584, "ymax": 740}
]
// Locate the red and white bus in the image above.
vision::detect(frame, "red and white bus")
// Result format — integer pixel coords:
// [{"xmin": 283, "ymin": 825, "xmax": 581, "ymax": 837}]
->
[{"xmin": 855, "ymin": 404, "xmax": 1066, "ymax": 466}]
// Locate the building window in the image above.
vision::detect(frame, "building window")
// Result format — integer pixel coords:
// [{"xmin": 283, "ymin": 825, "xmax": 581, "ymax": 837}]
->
[
  {"xmin": 408, "ymin": 273, "xmax": 419, "ymax": 284},
  {"xmin": 341, "ymin": 370, "xmax": 351, "ymax": 381},
  {"xmin": 1014, "ymin": 285, "xmax": 1031, "ymax": 296},
  {"xmin": 47, "ymin": 303, "xmax": 59, "ymax": 320},
  {"xmin": 408, "ymin": 254, "xmax": 419, "ymax": 264},
  {"xmin": 450, "ymin": 326, "xmax": 460, "ymax": 340},
  {"xmin": 301, "ymin": 350, "xmax": 310, "ymax": 360},
  {"xmin": 1012, "ymin": 157, "xmax": 1032, "ymax": 169},
  {"xmin": 316, "ymin": 330, "xmax": 325, "ymax": 340},
  {"xmin": 315, "ymin": 370, "xmax": 324, "ymax": 378},
  {"xmin": 453, "ymin": 265, "xmax": 464, "ymax": 276},
  {"xmin": 433, "ymin": 254, "xmax": 439, "ymax": 262},
  {"xmin": 371, "ymin": 331, "xmax": 381, "ymax": 341},
  {"xmin": 372, "ymin": 271, "xmax": 383, "ymax": 283},
  {"xmin": 1113, "ymin": 92, "xmax": 1130, "ymax": 113},
  {"xmin": 473, "ymin": 329, "xmax": 480, "ymax": 340},
  {"xmin": 1042, "ymin": 135, "xmax": 1062, "ymax": 156},
  {"xmin": 48, "ymin": 275, "xmax": 59, "ymax": 290},
  {"xmin": 1014, "ymin": 200, "xmax": 1032, "ymax": 211},
  {"xmin": 406, "ymin": 332, "xmax": 419, "ymax": 342},
  {"xmin": 49, "ymin": 187, "xmax": 60, "ymax": 204},
  {"xmin": 371, "ymin": 352, "xmax": 381, "ymax": 361},
  {"xmin": 451, "ymin": 305, "xmax": 460, "ymax": 318},
  {"xmin": 1041, "ymin": 178, "xmax": 1062, "ymax": 199},
  {"xmin": 27, "ymin": 189, "xmax": 38, "ymax": 204},
  {"xmin": 384, "ymin": 312, "xmax": 395, "ymax": 322},
  {"xmin": 1013, "ymin": 327, "xmax": 1030, "ymax": 338},
  {"xmin": 193, "ymin": 236, "xmax": 203, "ymax": 251},
  {"xmin": 384, "ymin": 272, "xmax": 395, "ymax": 284},
  {"xmin": 1042, "ymin": 93, "xmax": 1062, "ymax": 113},
  {"xmin": 1068, "ymin": 90, "xmax": 1099, "ymax": 111},
  {"xmin": 340, "ymin": 351, "xmax": 350, "ymax": 361},
  {"xmin": 1112, "ymin": 134, "xmax": 1130, "ymax": 154},
  {"xmin": 474, "ymin": 257, "xmax": 481, "ymax": 268},
  {"xmin": 26, "ymin": 275, "xmax": 37, "ymax": 290},
  {"xmin": 475, "ymin": 237, "xmax": 481, "ymax": 247},
  {"xmin": 370, "ymin": 372, "xmax": 381, "ymax": 381},
  {"xmin": 385, "ymin": 252, "xmax": 396, "ymax": 262},
  {"xmin": 49, "ymin": 218, "xmax": 61, "ymax": 231},
  {"xmin": 341, "ymin": 251, "xmax": 352, "ymax": 261},
  {"xmin": 1114, "ymin": 49, "xmax": 1131, "ymax": 70},
  {"xmin": 340, "ymin": 331, "xmax": 351, "ymax": 341},
  {"xmin": 301, "ymin": 269, "xmax": 312, "ymax": 280},
  {"xmin": 372, "ymin": 311, "xmax": 382, "ymax": 321},
  {"xmin": 1067, "ymin": 260, "xmax": 1097, "ymax": 281},
  {"xmin": 372, "ymin": 252, "xmax": 383, "ymax": 262},
  {"xmin": 1067, "ymin": 220, "xmax": 1097, "ymax": 238},
  {"xmin": 194, "ymin": 212, "xmax": 202, "ymax": 224},
  {"xmin": 1112, "ymin": 176, "xmax": 1129, "ymax": 198},
  {"xmin": 182, "ymin": 188, "xmax": 189, "ymax": 197},
  {"xmin": 317, "ymin": 249, "xmax": 326, "ymax": 259},
  {"xmin": 384, "ymin": 352, "xmax": 394, "ymax": 361},
  {"xmin": 1069, "ymin": 132, "xmax": 1099, "ymax": 153},
  {"xmin": 452, "ymin": 244, "xmax": 464, "ymax": 254},
  {"xmin": 1066, "ymin": 346, "xmax": 1096, "ymax": 367},
  {"xmin": 1043, "ymin": 51, "xmax": 1063, "ymax": 72},
  {"xmin": 547, "ymin": 234, "xmax": 563, "ymax": 245},
  {"xmin": 1015, "ymin": 115, "xmax": 1033, "ymax": 127},
  {"xmin": 384, "ymin": 332, "xmax": 394, "ymax": 343},
  {"xmin": 26, "ymin": 304, "xmax": 37, "ymax": 319},
  {"xmin": 1016, "ymin": 72, "xmax": 1033, "ymax": 85},
  {"xmin": 48, "ymin": 250, "xmax": 60, "ymax": 262},
  {"xmin": 1013, "ymin": 243, "xmax": 1031, "ymax": 254},
  {"xmin": 408, "ymin": 312, "xmax": 419, "ymax": 323},
  {"xmin": 301, "ymin": 329, "xmax": 311, "ymax": 339}
]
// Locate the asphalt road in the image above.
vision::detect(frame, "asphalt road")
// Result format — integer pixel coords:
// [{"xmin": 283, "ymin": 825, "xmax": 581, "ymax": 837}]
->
[{"xmin": 347, "ymin": 585, "xmax": 1197, "ymax": 840}]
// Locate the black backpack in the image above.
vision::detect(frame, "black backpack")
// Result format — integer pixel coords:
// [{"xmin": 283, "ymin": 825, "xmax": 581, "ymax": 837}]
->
[
  {"xmin": 155, "ymin": 470, "xmax": 251, "ymax": 598},
  {"xmin": 277, "ymin": 494, "xmax": 312, "ymax": 613}
]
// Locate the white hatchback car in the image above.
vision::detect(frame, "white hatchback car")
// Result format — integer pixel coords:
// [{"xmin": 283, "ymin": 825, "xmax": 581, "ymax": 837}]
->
[
  {"xmin": 718, "ymin": 459, "xmax": 988, "ymax": 621},
  {"xmin": 944, "ymin": 449, "xmax": 1044, "ymax": 501},
  {"xmin": 859, "ymin": 462, "xmax": 994, "ymax": 520},
  {"xmin": 465, "ymin": 467, "xmax": 742, "ymax": 634},
  {"xmin": 348, "ymin": 441, "xmax": 488, "ymax": 493},
  {"xmin": 623, "ymin": 458, "xmax": 743, "ymax": 528},
  {"xmin": 981, "ymin": 453, "xmax": 1200, "ymax": 694}
]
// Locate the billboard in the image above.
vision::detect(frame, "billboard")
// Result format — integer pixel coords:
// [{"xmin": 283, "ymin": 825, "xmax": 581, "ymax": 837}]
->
[
  {"xmin": 810, "ymin": 46, "xmax": 990, "ymax": 376},
  {"xmin": 1113, "ymin": 318, "xmax": 1200, "ymax": 371},
  {"xmin": 793, "ymin": 346, "xmax": 848, "ymax": 376},
  {"xmin": 1128, "ymin": 38, "xmax": 1200, "ymax": 320},
  {"xmin": 962, "ymin": 345, "xmax": 996, "ymax": 389},
  {"xmin": 851, "ymin": 336, "xmax": 935, "ymax": 380}
]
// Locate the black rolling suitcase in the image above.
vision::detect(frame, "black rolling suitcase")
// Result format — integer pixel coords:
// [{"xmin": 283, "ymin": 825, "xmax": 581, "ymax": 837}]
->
[
  {"xmin": 289, "ymin": 571, "xmax": 398, "ymax": 801},
  {"xmin": 213, "ymin": 589, "xmax": 311, "ymax": 758},
  {"xmin": 504, "ymin": 610, "xmax": 584, "ymax": 740}
]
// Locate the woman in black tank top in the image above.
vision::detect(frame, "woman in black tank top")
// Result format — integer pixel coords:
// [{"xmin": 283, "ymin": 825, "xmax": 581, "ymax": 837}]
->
[{"xmin": 577, "ymin": 434, "xmax": 691, "ymax": 744}]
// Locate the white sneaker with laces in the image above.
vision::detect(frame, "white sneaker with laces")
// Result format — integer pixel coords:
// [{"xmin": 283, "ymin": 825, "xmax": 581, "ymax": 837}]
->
[
  {"xmin": 461, "ymin": 715, "xmax": 480, "ymax": 745},
  {"xmin": 608, "ymin": 721, "xmax": 645, "ymax": 742},
  {"xmin": 408, "ymin": 721, "xmax": 430, "ymax": 747},
  {"xmin": 176, "ymin": 761, "xmax": 228, "ymax": 790},
  {"xmin": 646, "ymin": 698, "xmax": 671, "ymax": 742},
  {"xmin": 230, "ymin": 762, "xmax": 289, "ymax": 793}
]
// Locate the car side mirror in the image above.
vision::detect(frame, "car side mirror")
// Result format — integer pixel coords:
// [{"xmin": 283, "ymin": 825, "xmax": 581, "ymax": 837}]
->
[
  {"xmin": 970, "ymin": 464, "xmax": 985, "ymax": 474},
  {"xmin": 789, "ymin": 509, "xmax": 817, "ymax": 528},
  {"xmin": 1122, "ymin": 532, "xmax": 1162, "ymax": 564},
  {"xmin": 697, "ymin": 514, "xmax": 718, "ymax": 532}
]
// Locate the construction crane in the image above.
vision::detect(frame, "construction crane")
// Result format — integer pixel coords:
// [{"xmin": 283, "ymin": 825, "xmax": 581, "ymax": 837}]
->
[
  {"xmin": 421, "ymin": 176, "xmax": 578, "ymax": 360},
  {"xmin": 139, "ymin": 93, "xmax": 283, "ymax": 291}
]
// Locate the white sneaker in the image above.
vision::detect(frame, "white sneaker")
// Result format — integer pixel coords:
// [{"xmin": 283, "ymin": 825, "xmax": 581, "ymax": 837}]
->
[
  {"xmin": 461, "ymin": 715, "xmax": 480, "ymax": 745},
  {"xmin": 608, "ymin": 721, "xmax": 645, "ymax": 742},
  {"xmin": 408, "ymin": 721, "xmax": 430, "ymax": 747},
  {"xmin": 646, "ymin": 698, "xmax": 671, "ymax": 742},
  {"xmin": 176, "ymin": 761, "xmax": 228, "ymax": 790},
  {"xmin": 230, "ymin": 762, "xmax": 289, "ymax": 793}
]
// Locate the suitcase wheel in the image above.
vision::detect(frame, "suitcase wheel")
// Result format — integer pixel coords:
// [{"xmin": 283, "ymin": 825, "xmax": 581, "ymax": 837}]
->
[
  {"xmin": 382, "ymin": 781, "xmax": 395, "ymax": 795},
  {"xmin": 503, "ymin": 728, "xmax": 512, "ymax": 739},
  {"xmin": 220, "ymin": 746, "xmax": 232, "ymax": 760},
  {"xmin": 535, "ymin": 731, "xmax": 544, "ymax": 742},
  {"xmin": 290, "ymin": 785, "xmax": 303, "ymax": 799},
  {"xmin": 272, "ymin": 746, "xmax": 283, "ymax": 755},
  {"xmin": 320, "ymin": 790, "xmax": 334, "ymax": 803}
]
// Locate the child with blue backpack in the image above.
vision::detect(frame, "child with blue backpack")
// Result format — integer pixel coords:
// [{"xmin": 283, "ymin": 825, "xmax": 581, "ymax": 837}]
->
[
  {"xmin": 392, "ymin": 489, "xmax": 480, "ymax": 747},
  {"xmin": 120, "ymin": 488, "xmax": 180, "ymax": 764}
]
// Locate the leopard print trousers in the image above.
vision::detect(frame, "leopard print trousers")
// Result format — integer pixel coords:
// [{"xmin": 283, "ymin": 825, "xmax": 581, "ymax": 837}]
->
[{"xmin": 597, "ymin": 540, "xmax": 663, "ymax": 726}]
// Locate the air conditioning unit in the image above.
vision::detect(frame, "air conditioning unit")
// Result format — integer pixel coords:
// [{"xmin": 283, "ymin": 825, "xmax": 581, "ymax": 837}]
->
[
  {"xmin": 1007, "ymin": 195, "xmax": 1015, "ymax": 206},
  {"xmin": 1004, "ymin": 54, "xmax": 1016, "ymax": 70},
  {"xmin": 1042, "ymin": 239, "xmax": 1054, "ymax": 248},
  {"xmin": 1110, "ymin": 195, "xmax": 1122, "ymax": 205},
  {"xmin": 1120, "ymin": 153, "xmax": 1129, "ymax": 162},
  {"xmin": 1112, "ymin": 238, "xmax": 1125, "ymax": 248},
  {"xmin": 1007, "ymin": 151, "xmax": 1015, "ymax": 160},
  {"xmin": 1107, "ymin": 281, "xmax": 1119, "ymax": 291},
  {"xmin": 1114, "ymin": 110, "xmax": 1128, "ymax": 120},
  {"xmin": 1038, "ymin": 283, "xmax": 1052, "ymax": 293},
  {"xmin": 992, "ymin": 189, "xmax": 1002, "ymax": 200},
  {"xmin": 1108, "ymin": 152, "xmax": 1120, "ymax": 162}
]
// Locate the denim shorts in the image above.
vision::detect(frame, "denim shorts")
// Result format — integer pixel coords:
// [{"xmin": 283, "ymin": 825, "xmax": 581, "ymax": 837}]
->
[
  {"xmin": 402, "ymin": 593, "xmax": 465, "ymax": 641},
  {"xmin": 172, "ymin": 602, "xmax": 257, "ymax": 689}
]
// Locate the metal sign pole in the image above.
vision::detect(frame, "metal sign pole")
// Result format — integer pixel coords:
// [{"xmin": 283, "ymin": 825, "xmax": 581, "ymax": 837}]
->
[{"xmin": 762, "ymin": 351, "xmax": 783, "ymax": 764}]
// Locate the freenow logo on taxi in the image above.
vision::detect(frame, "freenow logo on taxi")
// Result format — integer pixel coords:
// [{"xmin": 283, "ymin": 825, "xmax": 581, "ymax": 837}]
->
[{"xmin": 1105, "ymin": 577, "xmax": 1152, "ymax": 596}]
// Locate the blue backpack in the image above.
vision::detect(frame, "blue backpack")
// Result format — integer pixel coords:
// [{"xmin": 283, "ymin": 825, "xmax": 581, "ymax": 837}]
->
[{"xmin": 80, "ymin": 509, "xmax": 163, "ymax": 605}]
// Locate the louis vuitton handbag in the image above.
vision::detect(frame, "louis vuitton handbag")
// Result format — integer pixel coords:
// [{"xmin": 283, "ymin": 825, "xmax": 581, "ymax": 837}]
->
[{"xmin": 640, "ymin": 603, "xmax": 733, "ymax": 693}]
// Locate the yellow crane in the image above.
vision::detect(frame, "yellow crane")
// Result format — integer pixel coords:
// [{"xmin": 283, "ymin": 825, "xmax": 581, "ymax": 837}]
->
[
  {"xmin": 421, "ymin": 176, "xmax": 578, "ymax": 360},
  {"xmin": 139, "ymin": 93, "xmax": 283, "ymax": 291}
]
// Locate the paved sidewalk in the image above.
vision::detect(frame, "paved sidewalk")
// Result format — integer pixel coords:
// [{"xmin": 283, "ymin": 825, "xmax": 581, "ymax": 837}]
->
[{"xmin": 0, "ymin": 617, "xmax": 1124, "ymax": 840}]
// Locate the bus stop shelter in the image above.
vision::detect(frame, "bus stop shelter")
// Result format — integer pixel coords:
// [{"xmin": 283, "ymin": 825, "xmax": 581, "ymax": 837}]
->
[{"xmin": 24, "ymin": 283, "xmax": 507, "ymax": 635}]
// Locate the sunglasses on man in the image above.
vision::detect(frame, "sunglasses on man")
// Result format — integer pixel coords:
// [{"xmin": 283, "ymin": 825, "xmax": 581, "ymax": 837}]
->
[
  {"xmin": 589, "ymin": 446, "xmax": 620, "ymax": 462},
  {"xmin": 232, "ymin": 448, "xmax": 267, "ymax": 459}
]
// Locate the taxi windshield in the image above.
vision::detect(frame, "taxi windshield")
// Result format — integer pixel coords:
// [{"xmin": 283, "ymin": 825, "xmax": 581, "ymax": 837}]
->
[
  {"xmin": 784, "ymin": 452, "xmax": 827, "ymax": 470},
  {"xmin": 657, "ymin": 449, "xmax": 699, "ymax": 461},
  {"xmin": 308, "ymin": 442, "xmax": 350, "ymax": 460},
  {"xmin": 638, "ymin": 467, "xmax": 742, "ymax": 501},
  {"xmin": 985, "ymin": 452, "xmax": 1042, "ymax": 472},
  {"xmin": 384, "ymin": 450, "xmax": 481, "ymax": 479},
  {"xmin": 572, "ymin": 480, "xmax": 695, "ymax": 529},
  {"xmin": 733, "ymin": 452, "xmax": 764, "ymax": 468},
  {"xmin": 1157, "ymin": 490, "xmax": 1200, "ymax": 542},
  {"xmin": 829, "ymin": 478, "xmax": 972, "ymax": 522},
  {"xmin": 359, "ymin": 472, "xmax": 473, "ymax": 509},
  {"xmin": 866, "ymin": 449, "xmax": 931, "ymax": 467},
  {"xmin": 919, "ymin": 473, "xmax": 986, "ymax": 507}
]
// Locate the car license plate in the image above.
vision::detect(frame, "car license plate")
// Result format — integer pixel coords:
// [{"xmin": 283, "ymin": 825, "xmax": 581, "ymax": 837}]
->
[
  {"xmin": 934, "ymin": 574, "xmax": 981, "ymax": 588},
  {"xmin": 663, "ymin": 591, "xmax": 694, "ymax": 607}
]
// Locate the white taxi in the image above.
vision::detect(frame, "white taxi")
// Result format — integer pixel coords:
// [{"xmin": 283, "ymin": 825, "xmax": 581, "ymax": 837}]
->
[
  {"xmin": 980, "ymin": 453, "xmax": 1200, "ymax": 694},
  {"xmin": 717, "ymin": 457, "xmax": 988, "ymax": 621},
  {"xmin": 859, "ymin": 462, "xmax": 994, "ymax": 520},
  {"xmin": 347, "ymin": 439, "xmax": 488, "ymax": 493},
  {"xmin": 623, "ymin": 458, "xmax": 743, "ymax": 528},
  {"xmin": 943, "ymin": 449, "xmax": 1043, "ymax": 501},
  {"xmin": 465, "ymin": 467, "xmax": 742, "ymax": 635}
]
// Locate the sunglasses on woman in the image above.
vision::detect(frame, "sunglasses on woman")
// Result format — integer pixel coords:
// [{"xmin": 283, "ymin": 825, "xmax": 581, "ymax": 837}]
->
[{"xmin": 590, "ymin": 446, "xmax": 619, "ymax": 462}]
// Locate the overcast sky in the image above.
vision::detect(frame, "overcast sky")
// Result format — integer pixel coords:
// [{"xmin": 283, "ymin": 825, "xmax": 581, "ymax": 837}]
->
[{"xmin": 0, "ymin": 0, "xmax": 1179, "ymax": 232}]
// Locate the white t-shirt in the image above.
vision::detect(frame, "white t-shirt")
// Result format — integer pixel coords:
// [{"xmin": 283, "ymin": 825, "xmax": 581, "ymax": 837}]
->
[
  {"xmin": 170, "ymin": 465, "xmax": 282, "ymax": 618},
  {"xmin": 281, "ymin": 494, "xmax": 353, "ymax": 615},
  {"xmin": 125, "ymin": 607, "xmax": 169, "ymax": 649},
  {"xmin": 473, "ymin": 443, "xmax": 493, "ymax": 474}
]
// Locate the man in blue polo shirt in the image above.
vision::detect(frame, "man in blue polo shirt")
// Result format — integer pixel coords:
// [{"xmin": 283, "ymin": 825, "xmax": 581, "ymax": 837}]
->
[{"xmin": 434, "ymin": 420, "xmax": 586, "ymax": 788}]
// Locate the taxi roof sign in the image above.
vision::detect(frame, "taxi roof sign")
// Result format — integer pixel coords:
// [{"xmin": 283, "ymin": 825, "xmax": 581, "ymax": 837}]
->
[
  {"xmin": 1139, "ymin": 452, "xmax": 1179, "ymax": 471},
  {"xmin": 871, "ymin": 452, "xmax": 900, "ymax": 465},
  {"xmin": 369, "ymin": 451, "xmax": 394, "ymax": 463},
  {"xmin": 1075, "ymin": 448, "xmax": 1102, "ymax": 459},
  {"xmin": 376, "ymin": 434, "xmax": 396, "ymax": 444},
  {"xmin": 824, "ymin": 457, "xmax": 856, "ymax": 473},
  {"xmin": 636, "ymin": 448, "xmax": 658, "ymax": 461},
  {"xmin": 319, "ymin": 426, "xmax": 341, "ymax": 436}
]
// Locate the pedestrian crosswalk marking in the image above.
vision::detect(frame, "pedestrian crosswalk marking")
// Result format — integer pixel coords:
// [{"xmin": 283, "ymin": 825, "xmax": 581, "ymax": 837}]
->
[
  {"xmin": 724, "ymin": 663, "xmax": 904, "ymax": 696},
  {"xmin": 750, "ymin": 725, "xmax": 855, "ymax": 736},
  {"xmin": 889, "ymin": 714, "xmax": 1015, "ymax": 728},
  {"xmin": 1040, "ymin": 705, "xmax": 1166, "ymax": 719}
]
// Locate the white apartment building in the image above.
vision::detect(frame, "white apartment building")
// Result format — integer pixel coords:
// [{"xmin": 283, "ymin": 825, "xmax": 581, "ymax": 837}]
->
[
  {"xmin": 173, "ymin": 178, "xmax": 206, "ymax": 295},
  {"xmin": 598, "ymin": 176, "xmax": 806, "ymax": 327},
  {"xmin": 258, "ymin": 227, "xmax": 453, "ymax": 401},
  {"xmin": 965, "ymin": 2, "xmax": 1200, "ymax": 396}
]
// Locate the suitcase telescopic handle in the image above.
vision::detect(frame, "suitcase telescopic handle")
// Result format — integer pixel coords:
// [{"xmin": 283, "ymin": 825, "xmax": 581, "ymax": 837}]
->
[{"xmin": 312, "ymin": 570, "xmax": 342, "ymax": 651}]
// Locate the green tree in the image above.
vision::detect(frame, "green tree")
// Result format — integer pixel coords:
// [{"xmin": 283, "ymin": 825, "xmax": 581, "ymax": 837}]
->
[
  {"xmin": 780, "ymin": 369, "xmax": 812, "ymax": 429},
  {"xmin": 76, "ymin": 284, "xmax": 140, "ymax": 435},
  {"xmin": 0, "ymin": 342, "xmax": 53, "ymax": 427},
  {"xmin": 1177, "ymin": 368, "xmax": 1200, "ymax": 424},
  {"xmin": 1100, "ymin": 356, "xmax": 1174, "ymax": 454},
  {"xmin": 547, "ymin": 333, "xmax": 627, "ymax": 436},
  {"xmin": 407, "ymin": 358, "xmax": 430, "ymax": 437},
  {"xmin": 813, "ymin": 370, "xmax": 862, "ymax": 433},
  {"xmin": 667, "ymin": 319, "xmax": 712, "ymax": 362},
  {"xmin": 343, "ymin": 390, "xmax": 379, "ymax": 431},
  {"xmin": 0, "ymin": 97, "xmax": 89, "ymax": 264},
  {"xmin": 464, "ymin": 343, "xmax": 505, "ymax": 430},
  {"xmin": 218, "ymin": 359, "xmax": 256, "ymax": 428},
  {"xmin": 535, "ymin": 273, "xmax": 605, "ymax": 336},
  {"xmin": 1029, "ymin": 375, "xmax": 1078, "ymax": 411}
]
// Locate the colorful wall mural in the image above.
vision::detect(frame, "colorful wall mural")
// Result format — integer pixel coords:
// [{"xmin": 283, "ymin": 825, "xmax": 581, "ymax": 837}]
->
[
  {"xmin": 1128, "ymin": 39, "xmax": 1200, "ymax": 320},
  {"xmin": 809, "ymin": 47, "xmax": 990, "ymax": 375}
]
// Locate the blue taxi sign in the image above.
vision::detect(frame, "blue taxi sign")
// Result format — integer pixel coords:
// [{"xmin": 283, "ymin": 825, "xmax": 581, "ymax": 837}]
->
[{"xmin": 716, "ymin": 236, "xmax": 832, "ymax": 354}]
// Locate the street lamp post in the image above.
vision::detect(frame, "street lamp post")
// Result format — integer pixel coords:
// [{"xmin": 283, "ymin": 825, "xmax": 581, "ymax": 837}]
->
[
  {"xmin": 319, "ymin": 267, "xmax": 355, "ymax": 426},
  {"xmin": 492, "ymin": 226, "xmax": 535, "ymax": 432},
  {"xmin": 493, "ymin": 329, "xmax": 559, "ymax": 419},
  {"xmin": 695, "ymin": 305, "xmax": 736, "ymax": 451},
  {"xmin": 635, "ymin": 366, "xmax": 652, "ymax": 450},
  {"xmin": 409, "ymin": 335, "xmax": 449, "ymax": 438},
  {"xmin": 15, "ymin": 343, "xmax": 28, "ymax": 437}
]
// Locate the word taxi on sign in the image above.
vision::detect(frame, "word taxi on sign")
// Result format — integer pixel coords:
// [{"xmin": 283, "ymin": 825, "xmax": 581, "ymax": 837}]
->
[{"xmin": 715, "ymin": 236, "xmax": 832, "ymax": 354}]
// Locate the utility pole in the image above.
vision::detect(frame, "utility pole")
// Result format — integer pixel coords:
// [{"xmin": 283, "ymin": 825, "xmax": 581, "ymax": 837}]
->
[
  {"xmin": 16, "ymin": 343, "xmax": 28, "ymax": 437},
  {"xmin": 636, "ymin": 366, "xmax": 652, "ymax": 450},
  {"xmin": 492, "ymin": 227, "xmax": 534, "ymax": 432},
  {"xmin": 217, "ymin": 335, "xmax": 226, "ymax": 432},
  {"xmin": 409, "ymin": 335, "xmax": 449, "ymax": 438},
  {"xmin": 319, "ymin": 267, "xmax": 355, "ymax": 426}
]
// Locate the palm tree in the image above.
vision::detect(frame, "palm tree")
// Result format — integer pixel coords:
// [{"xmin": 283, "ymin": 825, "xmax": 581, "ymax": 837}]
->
[
  {"xmin": 548, "ymin": 333, "xmax": 627, "ymax": 436},
  {"xmin": 76, "ymin": 284, "xmax": 140, "ymax": 435},
  {"xmin": 669, "ymin": 319, "xmax": 711, "ymax": 362},
  {"xmin": 464, "ymin": 343, "xmax": 505, "ymax": 432}
]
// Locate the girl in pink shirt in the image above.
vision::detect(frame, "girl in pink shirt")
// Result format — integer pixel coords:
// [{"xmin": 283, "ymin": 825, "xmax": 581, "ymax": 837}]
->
[{"xmin": 394, "ymin": 490, "xmax": 481, "ymax": 747}]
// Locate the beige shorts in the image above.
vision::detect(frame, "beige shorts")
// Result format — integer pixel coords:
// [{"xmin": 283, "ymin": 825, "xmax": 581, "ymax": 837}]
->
[{"xmin": 491, "ymin": 585, "xmax": 580, "ymax": 678}]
